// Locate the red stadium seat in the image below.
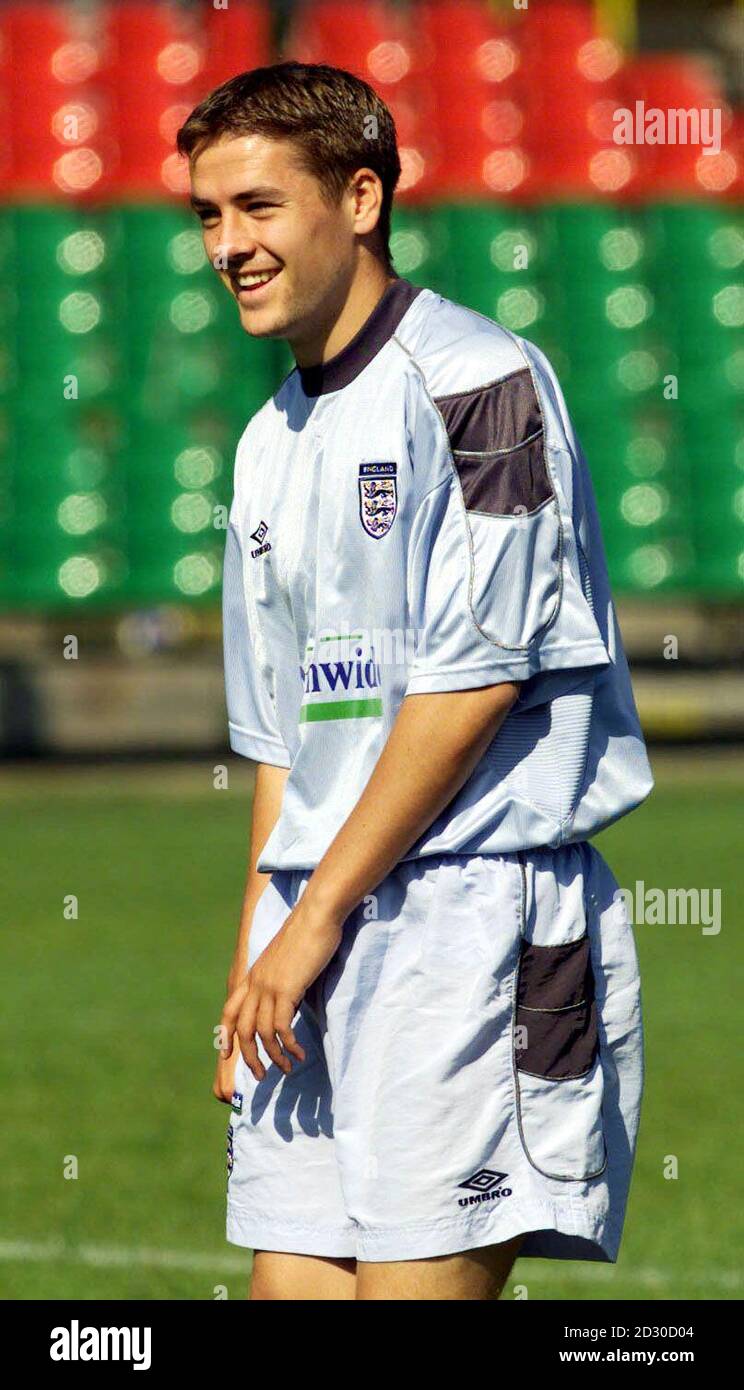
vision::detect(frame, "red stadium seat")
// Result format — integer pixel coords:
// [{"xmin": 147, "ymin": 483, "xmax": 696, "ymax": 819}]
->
[
  {"xmin": 2, "ymin": 0, "xmax": 112, "ymax": 197},
  {"xmin": 517, "ymin": 0, "xmax": 596, "ymax": 58},
  {"xmin": 202, "ymin": 0, "xmax": 271, "ymax": 90},
  {"xmin": 621, "ymin": 54, "xmax": 733, "ymax": 198},
  {"xmin": 284, "ymin": 0, "xmax": 410, "ymax": 74},
  {"xmin": 107, "ymin": 1, "xmax": 206, "ymax": 198},
  {"xmin": 410, "ymin": 1, "xmax": 525, "ymax": 199}
]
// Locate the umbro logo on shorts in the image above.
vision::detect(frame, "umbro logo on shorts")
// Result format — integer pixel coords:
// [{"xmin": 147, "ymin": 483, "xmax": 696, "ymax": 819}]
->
[
  {"xmin": 249, "ymin": 520, "xmax": 272, "ymax": 558},
  {"xmin": 456, "ymin": 1168, "xmax": 513, "ymax": 1207},
  {"xmin": 227, "ymin": 1123, "xmax": 234, "ymax": 1178}
]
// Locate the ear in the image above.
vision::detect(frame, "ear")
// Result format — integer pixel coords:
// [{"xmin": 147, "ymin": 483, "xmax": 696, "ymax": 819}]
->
[{"xmin": 349, "ymin": 168, "xmax": 384, "ymax": 236}]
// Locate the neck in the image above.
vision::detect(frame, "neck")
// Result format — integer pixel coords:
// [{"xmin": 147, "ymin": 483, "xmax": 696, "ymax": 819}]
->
[{"xmin": 291, "ymin": 264, "xmax": 398, "ymax": 369}]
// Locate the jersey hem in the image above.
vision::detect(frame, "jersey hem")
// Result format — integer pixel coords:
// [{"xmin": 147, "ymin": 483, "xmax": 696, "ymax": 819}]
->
[
  {"xmin": 404, "ymin": 638, "xmax": 610, "ymax": 694},
  {"xmin": 228, "ymin": 722, "xmax": 291, "ymax": 768}
]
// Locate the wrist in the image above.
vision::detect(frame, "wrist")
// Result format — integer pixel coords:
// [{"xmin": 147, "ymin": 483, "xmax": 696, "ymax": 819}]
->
[
  {"xmin": 228, "ymin": 932, "xmax": 253, "ymax": 989},
  {"xmin": 227, "ymin": 961, "xmax": 246, "ymax": 994},
  {"xmin": 299, "ymin": 871, "xmax": 358, "ymax": 929}
]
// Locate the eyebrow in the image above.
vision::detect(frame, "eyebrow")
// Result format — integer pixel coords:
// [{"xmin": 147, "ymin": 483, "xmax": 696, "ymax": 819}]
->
[{"xmin": 190, "ymin": 186, "xmax": 287, "ymax": 209}]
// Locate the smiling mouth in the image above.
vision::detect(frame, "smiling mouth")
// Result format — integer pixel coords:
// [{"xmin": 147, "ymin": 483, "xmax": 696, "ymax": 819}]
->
[{"xmin": 232, "ymin": 267, "xmax": 281, "ymax": 297}]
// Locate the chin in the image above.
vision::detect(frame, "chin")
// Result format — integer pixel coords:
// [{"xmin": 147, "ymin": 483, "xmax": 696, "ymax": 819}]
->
[{"xmin": 239, "ymin": 315, "xmax": 283, "ymax": 339}]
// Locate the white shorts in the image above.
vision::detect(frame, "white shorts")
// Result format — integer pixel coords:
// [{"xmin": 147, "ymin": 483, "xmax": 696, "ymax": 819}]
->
[{"xmin": 226, "ymin": 842, "xmax": 644, "ymax": 1264}]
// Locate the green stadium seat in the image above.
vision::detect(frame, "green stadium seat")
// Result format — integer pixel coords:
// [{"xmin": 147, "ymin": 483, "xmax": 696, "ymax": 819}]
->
[
  {"xmin": 389, "ymin": 206, "xmax": 450, "ymax": 291},
  {"xmin": 607, "ymin": 533, "xmax": 697, "ymax": 595},
  {"xmin": 646, "ymin": 203, "xmax": 744, "ymax": 279},
  {"xmin": 11, "ymin": 530, "xmax": 129, "ymax": 608},
  {"xmin": 424, "ymin": 204, "xmax": 548, "ymax": 308},
  {"xmin": 0, "ymin": 189, "xmax": 739, "ymax": 606},
  {"xmin": 124, "ymin": 531, "xmax": 224, "ymax": 604},
  {"xmin": 540, "ymin": 203, "xmax": 647, "ymax": 265}
]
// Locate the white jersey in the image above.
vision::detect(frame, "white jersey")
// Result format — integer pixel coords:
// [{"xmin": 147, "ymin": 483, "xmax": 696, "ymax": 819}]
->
[{"xmin": 223, "ymin": 276, "xmax": 653, "ymax": 872}]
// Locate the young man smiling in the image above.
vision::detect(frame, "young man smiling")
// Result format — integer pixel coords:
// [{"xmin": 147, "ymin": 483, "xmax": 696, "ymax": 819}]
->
[{"xmin": 178, "ymin": 62, "xmax": 653, "ymax": 1302}]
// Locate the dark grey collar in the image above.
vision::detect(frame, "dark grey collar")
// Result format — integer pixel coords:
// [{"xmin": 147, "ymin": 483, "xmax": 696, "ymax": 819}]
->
[{"xmin": 297, "ymin": 276, "xmax": 424, "ymax": 397}]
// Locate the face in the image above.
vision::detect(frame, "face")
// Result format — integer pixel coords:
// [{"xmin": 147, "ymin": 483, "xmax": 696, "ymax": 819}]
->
[{"xmin": 189, "ymin": 133, "xmax": 383, "ymax": 361}]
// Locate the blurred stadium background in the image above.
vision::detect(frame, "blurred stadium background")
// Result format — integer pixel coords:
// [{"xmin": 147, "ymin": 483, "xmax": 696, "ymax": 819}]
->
[{"xmin": 0, "ymin": 0, "xmax": 742, "ymax": 1301}]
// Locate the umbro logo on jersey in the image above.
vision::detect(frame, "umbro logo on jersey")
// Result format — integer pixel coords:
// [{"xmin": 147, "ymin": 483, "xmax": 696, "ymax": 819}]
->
[
  {"xmin": 456, "ymin": 1168, "xmax": 513, "ymax": 1207},
  {"xmin": 249, "ymin": 519, "xmax": 272, "ymax": 558},
  {"xmin": 359, "ymin": 461, "xmax": 397, "ymax": 539}
]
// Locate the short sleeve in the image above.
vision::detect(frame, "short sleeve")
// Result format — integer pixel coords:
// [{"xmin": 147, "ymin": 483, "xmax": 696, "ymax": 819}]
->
[
  {"xmin": 403, "ymin": 363, "xmax": 611, "ymax": 699},
  {"xmin": 222, "ymin": 520, "xmax": 291, "ymax": 767}
]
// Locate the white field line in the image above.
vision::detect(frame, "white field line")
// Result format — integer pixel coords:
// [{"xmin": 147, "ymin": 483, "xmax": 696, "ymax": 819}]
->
[
  {"xmin": 0, "ymin": 1239, "xmax": 739, "ymax": 1291},
  {"xmin": 517, "ymin": 1264, "xmax": 742, "ymax": 1291},
  {"xmin": 0, "ymin": 1239, "xmax": 248, "ymax": 1275}
]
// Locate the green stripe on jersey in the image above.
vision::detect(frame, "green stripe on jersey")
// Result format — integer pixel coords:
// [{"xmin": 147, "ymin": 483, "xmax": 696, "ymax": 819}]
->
[{"xmin": 300, "ymin": 698, "xmax": 383, "ymax": 723}]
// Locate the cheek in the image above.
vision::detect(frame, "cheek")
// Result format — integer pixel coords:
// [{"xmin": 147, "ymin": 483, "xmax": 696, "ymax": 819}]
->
[
  {"xmin": 202, "ymin": 232, "xmax": 225, "ymax": 268},
  {"xmin": 282, "ymin": 205, "xmax": 334, "ymax": 256},
  {"xmin": 288, "ymin": 225, "xmax": 342, "ymax": 287}
]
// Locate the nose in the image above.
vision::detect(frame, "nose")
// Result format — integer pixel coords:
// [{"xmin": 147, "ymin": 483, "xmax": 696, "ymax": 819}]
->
[{"xmin": 208, "ymin": 211, "xmax": 259, "ymax": 272}]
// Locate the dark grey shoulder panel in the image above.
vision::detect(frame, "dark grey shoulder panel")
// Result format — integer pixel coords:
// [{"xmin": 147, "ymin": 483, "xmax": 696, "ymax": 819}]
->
[{"xmin": 434, "ymin": 367, "xmax": 554, "ymax": 515}]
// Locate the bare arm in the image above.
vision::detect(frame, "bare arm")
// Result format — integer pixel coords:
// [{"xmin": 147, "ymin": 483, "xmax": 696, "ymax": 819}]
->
[
  {"xmin": 227, "ymin": 760, "xmax": 290, "ymax": 993},
  {"xmin": 213, "ymin": 760, "xmax": 288, "ymax": 1103}
]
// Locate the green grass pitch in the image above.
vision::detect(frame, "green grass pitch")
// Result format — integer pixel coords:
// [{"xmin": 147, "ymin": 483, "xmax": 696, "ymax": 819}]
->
[{"xmin": 0, "ymin": 755, "xmax": 740, "ymax": 1300}]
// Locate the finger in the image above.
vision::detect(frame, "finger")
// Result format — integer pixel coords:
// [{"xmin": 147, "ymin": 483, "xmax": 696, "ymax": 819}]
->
[
  {"xmin": 237, "ymin": 999, "xmax": 264, "ymax": 1082},
  {"xmin": 218, "ymin": 1014, "xmax": 236, "ymax": 1060},
  {"xmin": 213, "ymin": 1064, "xmax": 233, "ymax": 1104},
  {"xmin": 220, "ymin": 981, "xmax": 250, "ymax": 1057},
  {"xmin": 256, "ymin": 994, "xmax": 291, "ymax": 1075},
  {"xmin": 223, "ymin": 976, "xmax": 250, "ymax": 1024},
  {"xmin": 274, "ymin": 997, "xmax": 306, "ymax": 1065},
  {"xmin": 239, "ymin": 1037, "xmax": 263, "ymax": 1084}
]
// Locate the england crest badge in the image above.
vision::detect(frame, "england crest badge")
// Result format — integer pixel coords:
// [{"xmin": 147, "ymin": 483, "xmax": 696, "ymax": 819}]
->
[{"xmin": 358, "ymin": 461, "xmax": 397, "ymax": 539}]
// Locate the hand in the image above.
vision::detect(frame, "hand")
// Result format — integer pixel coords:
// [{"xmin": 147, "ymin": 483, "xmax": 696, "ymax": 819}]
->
[
  {"xmin": 220, "ymin": 894, "xmax": 345, "ymax": 1083},
  {"xmin": 213, "ymin": 1030, "xmax": 241, "ymax": 1105},
  {"xmin": 211, "ymin": 949, "xmax": 254, "ymax": 1104}
]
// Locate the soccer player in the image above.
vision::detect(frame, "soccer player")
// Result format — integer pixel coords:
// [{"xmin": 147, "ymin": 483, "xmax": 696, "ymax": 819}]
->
[{"xmin": 178, "ymin": 62, "xmax": 653, "ymax": 1302}]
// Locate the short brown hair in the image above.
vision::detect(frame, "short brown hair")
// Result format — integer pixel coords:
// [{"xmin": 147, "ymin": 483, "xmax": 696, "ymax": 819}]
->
[{"xmin": 177, "ymin": 61, "xmax": 402, "ymax": 270}]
